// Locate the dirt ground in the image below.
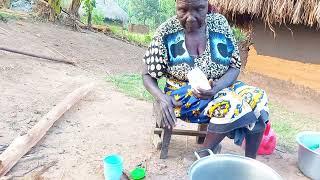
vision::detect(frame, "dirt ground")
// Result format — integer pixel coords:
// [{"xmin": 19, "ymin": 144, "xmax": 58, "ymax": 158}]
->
[{"xmin": 0, "ymin": 20, "xmax": 319, "ymax": 179}]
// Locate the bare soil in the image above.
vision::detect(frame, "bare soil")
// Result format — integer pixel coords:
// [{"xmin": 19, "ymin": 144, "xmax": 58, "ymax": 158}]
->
[{"xmin": 0, "ymin": 20, "xmax": 319, "ymax": 179}]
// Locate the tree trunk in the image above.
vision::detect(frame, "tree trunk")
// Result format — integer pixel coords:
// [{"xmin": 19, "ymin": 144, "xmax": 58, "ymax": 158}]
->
[
  {"xmin": 49, "ymin": 0, "xmax": 56, "ymax": 22},
  {"xmin": 34, "ymin": 0, "xmax": 53, "ymax": 21},
  {"xmin": 68, "ymin": 0, "xmax": 81, "ymax": 30},
  {"xmin": 68, "ymin": 0, "xmax": 81, "ymax": 18},
  {"xmin": 87, "ymin": 10, "xmax": 92, "ymax": 28},
  {"xmin": 238, "ymin": 41, "xmax": 250, "ymax": 70},
  {"xmin": 238, "ymin": 24, "xmax": 253, "ymax": 70}
]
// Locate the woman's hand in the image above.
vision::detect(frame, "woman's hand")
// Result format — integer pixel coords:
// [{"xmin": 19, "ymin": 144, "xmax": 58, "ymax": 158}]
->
[
  {"xmin": 142, "ymin": 67, "xmax": 182, "ymax": 129},
  {"xmin": 157, "ymin": 94, "xmax": 182, "ymax": 129},
  {"xmin": 192, "ymin": 79, "xmax": 219, "ymax": 100}
]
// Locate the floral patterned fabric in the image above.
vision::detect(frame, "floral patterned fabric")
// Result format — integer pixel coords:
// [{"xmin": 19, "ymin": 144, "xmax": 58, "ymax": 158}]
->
[
  {"xmin": 143, "ymin": 13, "xmax": 241, "ymax": 81},
  {"xmin": 164, "ymin": 80, "xmax": 269, "ymax": 134}
]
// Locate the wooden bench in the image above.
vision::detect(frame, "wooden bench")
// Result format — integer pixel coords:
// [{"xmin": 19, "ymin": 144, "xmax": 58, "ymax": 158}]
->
[{"xmin": 152, "ymin": 102, "xmax": 208, "ymax": 159}]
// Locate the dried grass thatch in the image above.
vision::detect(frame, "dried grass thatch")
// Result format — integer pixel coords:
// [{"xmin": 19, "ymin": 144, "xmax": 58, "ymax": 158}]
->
[{"xmin": 210, "ymin": 0, "xmax": 320, "ymax": 28}]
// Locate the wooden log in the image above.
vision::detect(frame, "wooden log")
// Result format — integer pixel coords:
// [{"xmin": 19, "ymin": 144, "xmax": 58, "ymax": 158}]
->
[
  {"xmin": 0, "ymin": 83, "xmax": 95, "ymax": 176},
  {"xmin": 0, "ymin": 47, "xmax": 75, "ymax": 66},
  {"xmin": 154, "ymin": 128, "xmax": 207, "ymax": 137}
]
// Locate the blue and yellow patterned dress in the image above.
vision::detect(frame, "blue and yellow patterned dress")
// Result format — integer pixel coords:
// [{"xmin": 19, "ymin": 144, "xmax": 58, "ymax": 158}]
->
[{"xmin": 143, "ymin": 13, "xmax": 269, "ymax": 144}]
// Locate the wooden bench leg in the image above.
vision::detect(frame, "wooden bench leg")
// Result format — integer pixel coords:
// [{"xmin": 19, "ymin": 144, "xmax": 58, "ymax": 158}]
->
[
  {"xmin": 160, "ymin": 127, "xmax": 172, "ymax": 159},
  {"xmin": 155, "ymin": 121, "xmax": 162, "ymax": 138},
  {"xmin": 196, "ymin": 124, "xmax": 208, "ymax": 144},
  {"xmin": 152, "ymin": 121, "xmax": 162, "ymax": 150},
  {"xmin": 153, "ymin": 102, "xmax": 173, "ymax": 159}
]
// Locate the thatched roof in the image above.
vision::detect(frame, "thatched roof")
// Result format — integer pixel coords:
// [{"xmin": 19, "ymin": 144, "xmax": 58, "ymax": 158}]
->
[
  {"xmin": 103, "ymin": 0, "xmax": 128, "ymax": 22},
  {"xmin": 79, "ymin": 0, "xmax": 128, "ymax": 23},
  {"xmin": 209, "ymin": 0, "xmax": 320, "ymax": 28}
]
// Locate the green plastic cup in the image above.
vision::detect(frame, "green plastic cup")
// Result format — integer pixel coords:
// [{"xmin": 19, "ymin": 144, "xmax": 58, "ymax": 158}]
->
[{"xmin": 130, "ymin": 167, "xmax": 146, "ymax": 180}]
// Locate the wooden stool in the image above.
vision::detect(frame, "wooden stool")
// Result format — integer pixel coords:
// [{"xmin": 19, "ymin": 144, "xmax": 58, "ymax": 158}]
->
[{"xmin": 152, "ymin": 102, "xmax": 208, "ymax": 159}]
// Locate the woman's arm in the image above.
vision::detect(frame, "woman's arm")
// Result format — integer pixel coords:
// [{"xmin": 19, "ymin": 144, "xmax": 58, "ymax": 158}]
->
[
  {"xmin": 213, "ymin": 66, "xmax": 240, "ymax": 91},
  {"xmin": 142, "ymin": 67, "xmax": 164, "ymax": 101},
  {"xmin": 214, "ymin": 67, "xmax": 240, "ymax": 92},
  {"xmin": 142, "ymin": 67, "xmax": 181, "ymax": 129}
]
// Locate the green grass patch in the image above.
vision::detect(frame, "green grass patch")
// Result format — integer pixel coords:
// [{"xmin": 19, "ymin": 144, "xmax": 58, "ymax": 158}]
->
[
  {"xmin": 269, "ymin": 102, "xmax": 320, "ymax": 151},
  {"xmin": 108, "ymin": 25, "xmax": 153, "ymax": 46},
  {"xmin": 106, "ymin": 73, "xmax": 165, "ymax": 102},
  {"xmin": 106, "ymin": 24, "xmax": 245, "ymax": 47},
  {"xmin": 108, "ymin": 25, "xmax": 244, "ymax": 47},
  {"xmin": 80, "ymin": 9, "xmax": 105, "ymax": 25},
  {"xmin": 232, "ymin": 27, "xmax": 247, "ymax": 42},
  {"xmin": 0, "ymin": 11, "xmax": 20, "ymax": 22},
  {"xmin": 107, "ymin": 73, "xmax": 320, "ymax": 151}
]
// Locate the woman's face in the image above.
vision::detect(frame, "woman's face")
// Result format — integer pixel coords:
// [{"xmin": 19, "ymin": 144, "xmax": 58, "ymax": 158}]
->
[{"xmin": 176, "ymin": 0, "xmax": 208, "ymax": 32}]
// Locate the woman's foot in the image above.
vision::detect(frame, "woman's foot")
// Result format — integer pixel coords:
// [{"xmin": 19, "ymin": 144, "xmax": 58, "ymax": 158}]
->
[
  {"xmin": 183, "ymin": 144, "xmax": 222, "ymax": 166},
  {"xmin": 197, "ymin": 143, "xmax": 222, "ymax": 157}
]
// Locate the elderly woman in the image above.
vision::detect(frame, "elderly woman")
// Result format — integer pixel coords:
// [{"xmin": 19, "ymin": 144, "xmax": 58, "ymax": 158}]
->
[{"xmin": 142, "ymin": 0, "xmax": 268, "ymax": 159}]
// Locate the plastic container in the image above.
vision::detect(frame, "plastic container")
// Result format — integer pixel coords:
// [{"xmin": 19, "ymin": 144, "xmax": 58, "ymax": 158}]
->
[
  {"xmin": 296, "ymin": 131, "xmax": 320, "ymax": 180},
  {"xmin": 130, "ymin": 167, "xmax": 146, "ymax": 180},
  {"xmin": 103, "ymin": 154, "xmax": 123, "ymax": 180}
]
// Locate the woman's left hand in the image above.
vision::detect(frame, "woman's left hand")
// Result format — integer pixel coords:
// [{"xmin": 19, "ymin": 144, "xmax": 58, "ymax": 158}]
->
[{"xmin": 192, "ymin": 79, "xmax": 219, "ymax": 100}]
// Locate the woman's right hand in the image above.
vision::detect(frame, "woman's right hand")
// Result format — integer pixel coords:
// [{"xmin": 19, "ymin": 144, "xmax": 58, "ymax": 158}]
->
[{"xmin": 157, "ymin": 94, "xmax": 182, "ymax": 129}]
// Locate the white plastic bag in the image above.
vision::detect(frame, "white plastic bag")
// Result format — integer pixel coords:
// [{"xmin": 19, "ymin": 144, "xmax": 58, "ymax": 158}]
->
[{"xmin": 187, "ymin": 68, "xmax": 211, "ymax": 91}]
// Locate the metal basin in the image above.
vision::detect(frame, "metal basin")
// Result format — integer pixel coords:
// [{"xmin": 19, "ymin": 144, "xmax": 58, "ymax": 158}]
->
[
  {"xmin": 296, "ymin": 131, "xmax": 320, "ymax": 180},
  {"xmin": 189, "ymin": 150, "xmax": 282, "ymax": 180}
]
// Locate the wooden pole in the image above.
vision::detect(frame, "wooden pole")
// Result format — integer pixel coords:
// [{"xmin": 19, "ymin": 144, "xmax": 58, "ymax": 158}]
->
[
  {"xmin": 0, "ymin": 47, "xmax": 76, "ymax": 66},
  {"xmin": 0, "ymin": 83, "xmax": 95, "ymax": 176}
]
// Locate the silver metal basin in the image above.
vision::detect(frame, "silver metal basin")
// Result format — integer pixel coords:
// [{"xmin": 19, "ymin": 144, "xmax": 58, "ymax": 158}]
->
[
  {"xmin": 296, "ymin": 131, "xmax": 320, "ymax": 180},
  {"xmin": 189, "ymin": 150, "xmax": 282, "ymax": 180}
]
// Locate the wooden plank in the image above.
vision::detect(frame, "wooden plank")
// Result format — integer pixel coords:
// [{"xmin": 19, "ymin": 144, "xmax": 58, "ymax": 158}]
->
[
  {"xmin": 154, "ymin": 128, "xmax": 207, "ymax": 137},
  {"xmin": 0, "ymin": 83, "xmax": 95, "ymax": 176}
]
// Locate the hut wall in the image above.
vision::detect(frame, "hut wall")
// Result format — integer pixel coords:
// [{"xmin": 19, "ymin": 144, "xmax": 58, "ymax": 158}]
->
[{"xmin": 252, "ymin": 20, "xmax": 320, "ymax": 64}]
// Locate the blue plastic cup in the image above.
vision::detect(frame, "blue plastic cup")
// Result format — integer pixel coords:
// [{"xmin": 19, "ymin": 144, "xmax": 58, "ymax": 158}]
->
[{"xmin": 103, "ymin": 154, "xmax": 123, "ymax": 180}]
